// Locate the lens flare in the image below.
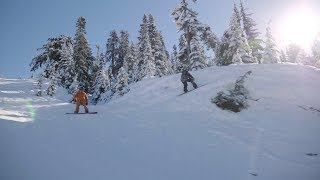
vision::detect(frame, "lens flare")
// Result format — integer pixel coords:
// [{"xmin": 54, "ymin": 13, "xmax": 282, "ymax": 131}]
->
[{"xmin": 25, "ymin": 101, "xmax": 36, "ymax": 122}]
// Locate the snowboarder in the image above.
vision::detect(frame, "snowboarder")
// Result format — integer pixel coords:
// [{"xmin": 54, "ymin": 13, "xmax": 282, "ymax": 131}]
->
[
  {"xmin": 181, "ymin": 69, "xmax": 198, "ymax": 93},
  {"xmin": 73, "ymin": 88, "xmax": 89, "ymax": 113}
]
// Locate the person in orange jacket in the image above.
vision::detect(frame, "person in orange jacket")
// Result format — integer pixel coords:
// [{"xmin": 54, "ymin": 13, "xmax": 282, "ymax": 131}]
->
[{"xmin": 73, "ymin": 88, "xmax": 89, "ymax": 113}]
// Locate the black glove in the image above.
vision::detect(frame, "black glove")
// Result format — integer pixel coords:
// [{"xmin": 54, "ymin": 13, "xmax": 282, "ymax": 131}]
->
[{"xmin": 86, "ymin": 102, "xmax": 88, "ymax": 105}]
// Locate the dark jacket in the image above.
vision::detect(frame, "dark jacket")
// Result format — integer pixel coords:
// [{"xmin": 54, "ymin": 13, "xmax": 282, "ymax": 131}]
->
[{"xmin": 181, "ymin": 70, "xmax": 194, "ymax": 82}]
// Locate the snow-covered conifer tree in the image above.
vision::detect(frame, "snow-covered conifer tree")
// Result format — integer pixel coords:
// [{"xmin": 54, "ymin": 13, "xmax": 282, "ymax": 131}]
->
[
  {"xmin": 172, "ymin": 0, "xmax": 218, "ymax": 70},
  {"xmin": 47, "ymin": 74, "xmax": 58, "ymax": 96},
  {"xmin": 240, "ymin": 0, "xmax": 263, "ymax": 61},
  {"xmin": 136, "ymin": 15, "xmax": 156, "ymax": 80},
  {"xmin": 73, "ymin": 17, "xmax": 94, "ymax": 93},
  {"xmin": 170, "ymin": 45, "xmax": 178, "ymax": 73},
  {"xmin": 189, "ymin": 36, "xmax": 207, "ymax": 70},
  {"xmin": 59, "ymin": 38, "xmax": 75, "ymax": 90},
  {"xmin": 312, "ymin": 32, "xmax": 320, "ymax": 67},
  {"xmin": 261, "ymin": 23, "xmax": 279, "ymax": 63},
  {"xmin": 119, "ymin": 31, "xmax": 130, "ymax": 71},
  {"xmin": 106, "ymin": 30, "xmax": 120, "ymax": 77},
  {"xmin": 286, "ymin": 43, "xmax": 301, "ymax": 63},
  {"xmin": 31, "ymin": 35, "xmax": 75, "ymax": 95},
  {"xmin": 216, "ymin": 3, "xmax": 255, "ymax": 66},
  {"xmin": 115, "ymin": 67, "xmax": 129, "ymax": 97},
  {"xmin": 124, "ymin": 43, "xmax": 139, "ymax": 84},
  {"xmin": 36, "ymin": 74, "xmax": 44, "ymax": 96},
  {"xmin": 279, "ymin": 50, "xmax": 287, "ymax": 63},
  {"xmin": 148, "ymin": 14, "xmax": 172, "ymax": 77},
  {"xmin": 92, "ymin": 53, "xmax": 110, "ymax": 104}
]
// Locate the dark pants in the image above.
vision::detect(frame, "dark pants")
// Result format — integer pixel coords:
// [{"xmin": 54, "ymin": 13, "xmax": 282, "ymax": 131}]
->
[{"xmin": 183, "ymin": 80, "xmax": 198, "ymax": 92}]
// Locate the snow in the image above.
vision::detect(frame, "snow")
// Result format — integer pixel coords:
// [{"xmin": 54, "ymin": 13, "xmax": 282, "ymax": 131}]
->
[{"xmin": 1, "ymin": 64, "xmax": 320, "ymax": 180}]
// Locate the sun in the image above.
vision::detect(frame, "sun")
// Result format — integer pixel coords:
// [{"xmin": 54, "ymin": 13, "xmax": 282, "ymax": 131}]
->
[{"xmin": 276, "ymin": 5, "xmax": 320, "ymax": 52}]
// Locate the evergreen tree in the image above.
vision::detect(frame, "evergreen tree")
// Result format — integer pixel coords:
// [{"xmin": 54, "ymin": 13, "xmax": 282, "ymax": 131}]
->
[
  {"xmin": 92, "ymin": 53, "xmax": 110, "ymax": 104},
  {"xmin": 170, "ymin": 45, "xmax": 178, "ymax": 73},
  {"xmin": 215, "ymin": 31, "xmax": 233, "ymax": 66},
  {"xmin": 189, "ymin": 36, "xmax": 207, "ymax": 70},
  {"xmin": 261, "ymin": 23, "xmax": 279, "ymax": 63},
  {"xmin": 136, "ymin": 15, "xmax": 156, "ymax": 80},
  {"xmin": 124, "ymin": 43, "xmax": 139, "ymax": 84},
  {"xmin": 172, "ymin": 0, "xmax": 218, "ymax": 70},
  {"xmin": 30, "ymin": 35, "xmax": 74, "ymax": 95},
  {"xmin": 73, "ymin": 16, "xmax": 94, "ymax": 93},
  {"xmin": 115, "ymin": 67, "xmax": 130, "ymax": 96},
  {"xmin": 47, "ymin": 74, "xmax": 58, "ymax": 96},
  {"xmin": 216, "ymin": 3, "xmax": 255, "ymax": 66},
  {"xmin": 35, "ymin": 74, "xmax": 44, "ymax": 96},
  {"xmin": 240, "ymin": 0, "xmax": 263, "ymax": 61},
  {"xmin": 119, "ymin": 31, "xmax": 130, "ymax": 71},
  {"xmin": 106, "ymin": 30, "xmax": 120, "ymax": 77},
  {"xmin": 279, "ymin": 49, "xmax": 287, "ymax": 63},
  {"xmin": 147, "ymin": 14, "xmax": 172, "ymax": 77},
  {"xmin": 312, "ymin": 32, "xmax": 320, "ymax": 67},
  {"xmin": 286, "ymin": 43, "xmax": 301, "ymax": 63},
  {"xmin": 68, "ymin": 75, "xmax": 79, "ymax": 94},
  {"xmin": 59, "ymin": 39, "xmax": 75, "ymax": 90}
]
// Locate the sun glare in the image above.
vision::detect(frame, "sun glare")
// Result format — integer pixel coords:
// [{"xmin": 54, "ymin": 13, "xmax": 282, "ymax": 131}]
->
[{"xmin": 276, "ymin": 5, "xmax": 320, "ymax": 52}]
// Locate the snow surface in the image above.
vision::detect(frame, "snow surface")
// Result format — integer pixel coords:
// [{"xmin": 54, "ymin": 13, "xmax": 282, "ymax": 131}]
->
[{"xmin": 1, "ymin": 64, "xmax": 320, "ymax": 180}]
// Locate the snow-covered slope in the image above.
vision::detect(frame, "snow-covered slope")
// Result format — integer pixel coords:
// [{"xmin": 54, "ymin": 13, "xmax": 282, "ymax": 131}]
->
[{"xmin": 1, "ymin": 64, "xmax": 320, "ymax": 180}]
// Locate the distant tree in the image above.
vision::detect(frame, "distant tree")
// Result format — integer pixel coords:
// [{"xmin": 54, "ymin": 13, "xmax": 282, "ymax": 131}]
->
[
  {"xmin": 106, "ymin": 30, "xmax": 120, "ymax": 77},
  {"xmin": 172, "ymin": 0, "xmax": 218, "ymax": 70},
  {"xmin": 92, "ymin": 53, "xmax": 110, "ymax": 104},
  {"xmin": 124, "ymin": 42, "xmax": 139, "ymax": 84},
  {"xmin": 170, "ymin": 45, "xmax": 179, "ymax": 73},
  {"xmin": 136, "ymin": 14, "xmax": 156, "ymax": 80},
  {"xmin": 240, "ymin": 0, "xmax": 263, "ymax": 61},
  {"xmin": 312, "ymin": 32, "xmax": 320, "ymax": 67},
  {"xmin": 73, "ymin": 16, "xmax": 94, "ymax": 93},
  {"xmin": 118, "ymin": 31, "xmax": 130, "ymax": 70},
  {"xmin": 216, "ymin": 3, "xmax": 255, "ymax": 66},
  {"xmin": 115, "ymin": 67, "xmax": 130, "ymax": 96},
  {"xmin": 261, "ymin": 23, "xmax": 279, "ymax": 63},
  {"xmin": 286, "ymin": 43, "xmax": 302, "ymax": 63},
  {"xmin": 148, "ymin": 14, "xmax": 172, "ymax": 77},
  {"xmin": 279, "ymin": 49, "xmax": 287, "ymax": 63},
  {"xmin": 35, "ymin": 74, "xmax": 44, "ymax": 96}
]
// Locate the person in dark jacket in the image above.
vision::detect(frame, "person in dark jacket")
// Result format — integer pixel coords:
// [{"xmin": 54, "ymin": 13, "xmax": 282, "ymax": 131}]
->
[{"xmin": 181, "ymin": 69, "xmax": 198, "ymax": 92}]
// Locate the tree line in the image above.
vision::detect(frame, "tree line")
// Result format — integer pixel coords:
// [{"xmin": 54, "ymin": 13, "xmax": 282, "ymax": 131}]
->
[{"xmin": 30, "ymin": 0, "xmax": 320, "ymax": 104}]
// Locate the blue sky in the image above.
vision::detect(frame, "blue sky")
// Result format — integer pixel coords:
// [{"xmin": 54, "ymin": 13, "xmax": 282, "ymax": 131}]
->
[{"xmin": 1, "ymin": 0, "xmax": 320, "ymax": 78}]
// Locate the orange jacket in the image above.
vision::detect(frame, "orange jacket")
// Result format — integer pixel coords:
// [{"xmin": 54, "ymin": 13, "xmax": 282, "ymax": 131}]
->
[{"xmin": 73, "ymin": 91, "xmax": 88, "ymax": 104}]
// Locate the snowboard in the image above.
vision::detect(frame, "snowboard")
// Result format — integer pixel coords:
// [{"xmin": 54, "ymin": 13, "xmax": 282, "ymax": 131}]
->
[
  {"xmin": 178, "ymin": 84, "xmax": 207, "ymax": 96},
  {"xmin": 66, "ymin": 112, "xmax": 98, "ymax": 114}
]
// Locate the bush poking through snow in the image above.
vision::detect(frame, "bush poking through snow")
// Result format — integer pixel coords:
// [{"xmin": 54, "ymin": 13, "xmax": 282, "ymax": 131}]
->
[{"xmin": 212, "ymin": 71, "xmax": 252, "ymax": 112}]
